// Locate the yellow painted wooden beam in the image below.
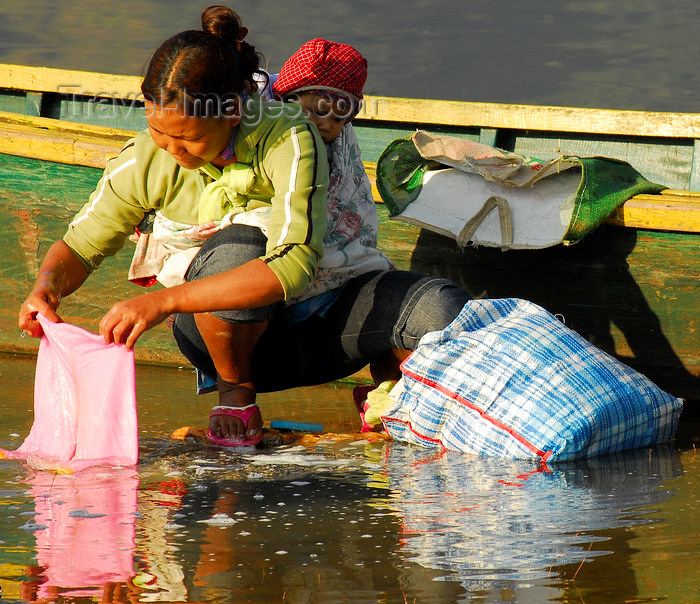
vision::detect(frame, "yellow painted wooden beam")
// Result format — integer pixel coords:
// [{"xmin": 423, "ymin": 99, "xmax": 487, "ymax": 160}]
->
[
  {"xmin": 0, "ymin": 119, "xmax": 125, "ymax": 168},
  {"xmin": 664, "ymin": 189, "xmax": 700, "ymax": 197},
  {"xmin": 363, "ymin": 162, "xmax": 380, "ymax": 200},
  {"xmin": 0, "ymin": 63, "xmax": 143, "ymax": 100},
  {"xmin": 358, "ymin": 95, "xmax": 700, "ymax": 139},
  {"xmin": 0, "ymin": 110, "xmax": 136, "ymax": 139},
  {"xmin": 3, "ymin": 63, "xmax": 700, "ymax": 140},
  {"xmin": 1, "ymin": 110, "xmax": 697, "ymax": 234},
  {"xmin": 605, "ymin": 191, "xmax": 700, "ymax": 232}
]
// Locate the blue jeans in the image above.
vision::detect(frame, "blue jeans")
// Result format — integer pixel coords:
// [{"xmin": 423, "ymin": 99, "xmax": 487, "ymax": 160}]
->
[{"xmin": 173, "ymin": 224, "xmax": 471, "ymax": 392}]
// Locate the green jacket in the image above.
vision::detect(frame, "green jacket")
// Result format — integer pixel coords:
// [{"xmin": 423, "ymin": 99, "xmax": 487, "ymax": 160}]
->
[{"xmin": 64, "ymin": 96, "xmax": 328, "ymax": 299}]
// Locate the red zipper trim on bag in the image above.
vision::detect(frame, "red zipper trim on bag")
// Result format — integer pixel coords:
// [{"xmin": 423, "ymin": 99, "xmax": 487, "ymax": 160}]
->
[{"xmin": 397, "ymin": 367, "xmax": 553, "ymax": 462}]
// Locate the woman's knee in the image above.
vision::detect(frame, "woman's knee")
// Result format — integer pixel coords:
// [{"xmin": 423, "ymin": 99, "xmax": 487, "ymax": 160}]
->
[
  {"xmin": 397, "ymin": 276, "xmax": 471, "ymax": 349},
  {"xmin": 186, "ymin": 224, "xmax": 267, "ymax": 281}
]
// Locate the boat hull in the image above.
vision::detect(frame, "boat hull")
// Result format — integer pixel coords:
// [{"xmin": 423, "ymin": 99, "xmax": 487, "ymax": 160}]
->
[
  {"xmin": 1, "ymin": 153, "xmax": 697, "ymax": 404},
  {"xmin": 0, "ymin": 63, "xmax": 697, "ymax": 404}
]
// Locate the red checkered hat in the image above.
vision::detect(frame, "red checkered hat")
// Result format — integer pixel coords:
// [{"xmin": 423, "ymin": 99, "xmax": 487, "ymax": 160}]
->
[{"xmin": 273, "ymin": 38, "xmax": 368, "ymax": 102}]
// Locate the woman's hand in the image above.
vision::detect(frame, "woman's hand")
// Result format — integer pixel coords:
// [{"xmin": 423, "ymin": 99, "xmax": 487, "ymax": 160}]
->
[
  {"xmin": 18, "ymin": 285, "xmax": 63, "ymax": 338},
  {"xmin": 18, "ymin": 240, "xmax": 89, "ymax": 338},
  {"xmin": 100, "ymin": 258, "xmax": 284, "ymax": 349},
  {"xmin": 99, "ymin": 291, "xmax": 172, "ymax": 349}
]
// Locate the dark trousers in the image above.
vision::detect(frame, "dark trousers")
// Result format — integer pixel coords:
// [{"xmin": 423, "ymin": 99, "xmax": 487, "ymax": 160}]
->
[{"xmin": 173, "ymin": 224, "xmax": 471, "ymax": 392}]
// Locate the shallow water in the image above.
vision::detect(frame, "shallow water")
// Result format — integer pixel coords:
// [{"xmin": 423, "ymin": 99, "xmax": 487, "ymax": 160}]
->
[{"xmin": 1, "ymin": 352, "xmax": 699, "ymax": 603}]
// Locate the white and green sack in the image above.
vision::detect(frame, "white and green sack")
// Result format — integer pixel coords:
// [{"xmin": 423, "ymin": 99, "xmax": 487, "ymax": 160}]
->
[{"xmin": 376, "ymin": 131, "xmax": 666, "ymax": 249}]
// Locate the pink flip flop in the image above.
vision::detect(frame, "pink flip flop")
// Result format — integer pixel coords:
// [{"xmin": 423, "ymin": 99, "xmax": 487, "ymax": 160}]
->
[{"xmin": 206, "ymin": 404, "xmax": 263, "ymax": 447}]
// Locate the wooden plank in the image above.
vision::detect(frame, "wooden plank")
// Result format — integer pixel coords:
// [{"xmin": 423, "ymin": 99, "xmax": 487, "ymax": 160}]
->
[
  {"xmin": 24, "ymin": 92, "xmax": 42, "ymax": 117},
  {"xmin": 358, "ymin": 95, "xmax": 700, "ymax": 139},
  {"xmin": 690, "ymin": 139, "xmax": 700, "ymax": 191},
  {"xmin": 0, "ymin": 110, "xmax": 136, "ymax": 139},
  {"xmin": 664, "ymin": 189, "xmax": 700, "ymax": 197},
  {"xmin": 0, "ymin": 119, "xmax": 125, "ymax": 168},
  {"xmin": 605, "ymin": 193, "xmax": 700, "ymax": 232},
  {"xmin": 1, "ymin": 125, "xmax": 697, "ymax": 234},
  {"xmin": 0, "ymin": 91, "xmax": 25, "ymax": 115},
  {"xmin": 364, "ymin": 162, "xmax": 381, "ymax": 201},
  {"xmin": 0, "ymin": 63, "xmax": 143, "ymax": 101},
  {"xmin": 1, "ymin": 109, "xmax": 699, "ymax": 235},
  {"xmin": 479, "ymin": 128, "xmax": 498, "ymax": 147},
  {"xmin": 3, "ymin": 63, "xmax": 700, "ymax": 140}
]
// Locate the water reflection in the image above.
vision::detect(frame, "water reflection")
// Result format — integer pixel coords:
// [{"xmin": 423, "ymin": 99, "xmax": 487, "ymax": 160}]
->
[
  {"xmin": 373, "ymin": 442, "xmax": 682, "ymax": 596},
  {"xmin": 18, "ymin": 467, "xmax": 139, "ymax": 602},
  {"xmin": 133, "ymin": 439, "xmax": 410, "ymax": 602},
  {"xmin": 131, "ymin": 438, "xmax": 683, "ymax": 601},
  {"xmin": 0, "ymin": 423, "xmax": 689, "ymax": 602}
]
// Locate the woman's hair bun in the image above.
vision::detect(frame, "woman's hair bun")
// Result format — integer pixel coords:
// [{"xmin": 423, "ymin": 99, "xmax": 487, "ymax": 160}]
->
[
  {"xmin": 141, "ymin": 4, "xmax": 261, "ymax": 112},
  {"xmin": 201, "ymin": 5, "xmax": 245, "ymax": 42}
]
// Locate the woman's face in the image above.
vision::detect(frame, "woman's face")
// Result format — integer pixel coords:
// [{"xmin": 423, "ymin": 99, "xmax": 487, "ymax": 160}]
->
[{"xmin": 145, "ymin": 102, "xmax": 239, "ymax": 169}]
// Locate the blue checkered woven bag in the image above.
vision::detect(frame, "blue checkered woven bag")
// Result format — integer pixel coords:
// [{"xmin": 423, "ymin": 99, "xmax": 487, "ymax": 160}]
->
[{"xmin": 382, "ymin": 298, "xmax": 683, "ymax": 461}]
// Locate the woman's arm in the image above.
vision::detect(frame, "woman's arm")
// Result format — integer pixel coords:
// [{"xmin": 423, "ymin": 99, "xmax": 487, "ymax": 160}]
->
[
  {"xmin": 19, "ymin": 240, "xmax": 90, "ymax": 336},
  {"xmin": 98, "ymin": 124, "xmax": 326, "ymax": 349},
  {"xmin": 98, "ymin": 257, "xmax": 284, "ymax": 349}
]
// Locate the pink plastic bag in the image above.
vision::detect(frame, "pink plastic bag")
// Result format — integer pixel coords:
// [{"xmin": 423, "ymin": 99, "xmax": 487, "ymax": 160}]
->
[{"xmin": 1, "ymin": 314, "xmax": 138, "ymax": 470}]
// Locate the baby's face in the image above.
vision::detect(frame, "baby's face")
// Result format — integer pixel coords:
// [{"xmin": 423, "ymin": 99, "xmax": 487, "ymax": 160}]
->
[{"xmin": 293, "ymin": 93, "xmax": 350, "ymax": 144}]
